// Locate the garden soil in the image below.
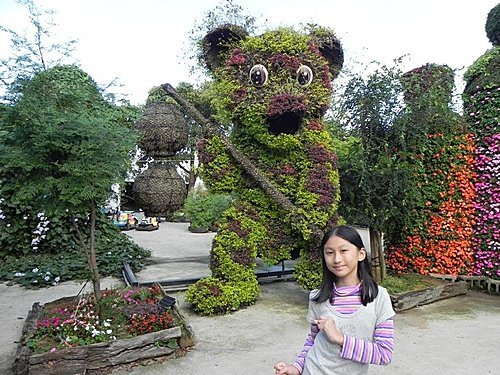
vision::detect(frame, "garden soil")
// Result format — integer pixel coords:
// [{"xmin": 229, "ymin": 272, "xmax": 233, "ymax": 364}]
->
[{"xmin": 1, "ymin": 222, "xmax": 499, "ymax": 375}]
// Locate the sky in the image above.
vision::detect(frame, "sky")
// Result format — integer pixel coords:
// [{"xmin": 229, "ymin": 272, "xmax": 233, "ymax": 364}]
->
[{"xmin": 0, "ymin": 0, "xmax": 498, "ymax": 105}]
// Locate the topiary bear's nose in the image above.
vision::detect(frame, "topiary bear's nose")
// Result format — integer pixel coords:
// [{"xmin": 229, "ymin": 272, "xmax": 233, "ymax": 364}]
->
[{"xmin": 265, "ymin": 94, "xmax": 306, "ymax": 135}]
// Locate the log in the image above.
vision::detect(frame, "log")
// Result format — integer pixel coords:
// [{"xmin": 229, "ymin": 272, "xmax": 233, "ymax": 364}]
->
[
  {"xmin": 28, "ymin": 327, "xmax": 182, "ymax": 375},
  {"xmin": 390, "ymin": 280, "xmax": 468, "ymax": 312},
  {"xmin": 12, "ymin": 303, "xmax": 43, "ymax": 374}
]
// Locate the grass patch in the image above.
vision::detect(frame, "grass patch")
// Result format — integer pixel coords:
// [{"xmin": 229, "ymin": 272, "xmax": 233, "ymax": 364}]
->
[{"xmin": 381, "ymin": 273, "xmax": 436, "ymax": 295}]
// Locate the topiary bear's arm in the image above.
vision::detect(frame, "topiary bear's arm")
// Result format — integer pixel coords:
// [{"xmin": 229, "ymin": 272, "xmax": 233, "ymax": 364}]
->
[{"xmin": 196, "ymin": 135, "xmax": 245, "ymax": 194}]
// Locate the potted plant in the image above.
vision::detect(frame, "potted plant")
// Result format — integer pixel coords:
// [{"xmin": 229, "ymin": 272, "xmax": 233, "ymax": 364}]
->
[
  {"xmin": 183, "ymin": 191, "xmax": 213, "ymax": 233},
  {"xmin": 13, "ymin": 284, "xmax": 194, "ymax": 374},
  {"xmin": 183, "ymin": 191, "xmax": 235, "ymax": 233}
]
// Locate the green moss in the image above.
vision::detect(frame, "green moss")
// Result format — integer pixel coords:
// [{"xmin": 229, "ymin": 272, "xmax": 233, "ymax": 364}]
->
[{"xmin": 381, "ymin": 273, "xmax": 435, "ymax": 295}]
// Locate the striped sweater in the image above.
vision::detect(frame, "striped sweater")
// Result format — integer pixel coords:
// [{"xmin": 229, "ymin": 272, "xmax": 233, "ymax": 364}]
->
[{"xmin": 293, "ymin": 283, "xmax": 394, "ymax": 373}]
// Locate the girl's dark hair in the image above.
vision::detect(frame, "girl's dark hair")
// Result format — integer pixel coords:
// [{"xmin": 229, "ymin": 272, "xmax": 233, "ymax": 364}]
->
[{"xmin": 312, "ymin": 225, "xmax": 378, "ymax": 306}]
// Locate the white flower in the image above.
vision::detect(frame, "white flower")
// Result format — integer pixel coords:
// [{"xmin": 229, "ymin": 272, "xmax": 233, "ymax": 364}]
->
[
  {"xmin": 32, "ymin": 268, "xmax": 39, "ymax": 273},
  {"xmin": 106, "ymin": 329, "xmax": 112, "ymax": 334},
  {"xmin": 23, "ymin": 216, "xmax": 28, "ymax": 220},
  {"xmin": 44, "ymin": 276, "xmax": 50, "ymax": 282},
  {"xmin": 6, "ymin": 223, "xmax": 10, "ymax": 227},
  {"xmin": 54, "ymin": 276, "xmax": 61, "ymax": 283}
]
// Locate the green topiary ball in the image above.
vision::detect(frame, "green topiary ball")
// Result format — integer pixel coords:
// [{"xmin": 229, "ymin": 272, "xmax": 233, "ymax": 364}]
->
[{"xmin": 486, "ymin": 3, "xmax": 500, "ymax": 46}]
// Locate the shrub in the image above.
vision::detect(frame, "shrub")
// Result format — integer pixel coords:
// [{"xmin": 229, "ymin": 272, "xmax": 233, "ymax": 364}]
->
[
  {"xmin": 185, "ymin": 277, "xmax": 259, "ymax": 315},
  {"xmin": 183, "ymin": 190, "xmax": 235, "ymax": 229},
  {"xmin": 0, "ymin": 211, "xmax": 151, "ymax": 288}
]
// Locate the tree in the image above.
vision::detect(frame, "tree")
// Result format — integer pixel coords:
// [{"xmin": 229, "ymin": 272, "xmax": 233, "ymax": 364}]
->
[
  {"xmin": 0, "ymin": 0, "xmax": 77, "ymax": 102},
  {"xmin": 334, "ymin": 62, "xmax": 406, "ymax": 216},
  {"xmin": 332, "ymin": 61, "xmax": 405, "ymax": 282},
  {"xmin": 0, "ymin": 65, "xmax": 137, "ymax": 301}
]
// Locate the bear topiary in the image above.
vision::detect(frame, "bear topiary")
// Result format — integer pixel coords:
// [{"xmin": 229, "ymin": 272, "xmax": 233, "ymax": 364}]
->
[{"xmin": 184, "ymin": 24, "xmax": 344, "ymax": 315}]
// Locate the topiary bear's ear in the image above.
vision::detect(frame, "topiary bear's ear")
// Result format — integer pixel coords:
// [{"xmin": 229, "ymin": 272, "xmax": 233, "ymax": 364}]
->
[
  {"xmin": 202, "ymin": 24, "xmax": 249, "ymax": 71},
  {"xmin": 309, "ymin": 27, "xmax": 344, "ymax": 79}
]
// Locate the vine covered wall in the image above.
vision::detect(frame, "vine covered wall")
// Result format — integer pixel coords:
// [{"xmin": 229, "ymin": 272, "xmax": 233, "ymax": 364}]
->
[
  {"xmin": 386, "ymin": 64, "xmax": 476, "ymax": 276},
  {"xmin": 463, "ymin": 4, "xmax": 500, "ymax": 279}
]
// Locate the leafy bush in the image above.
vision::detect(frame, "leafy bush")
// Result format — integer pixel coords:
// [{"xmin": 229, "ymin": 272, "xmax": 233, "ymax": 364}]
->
[
  {"xmin": 185, "ymin": 277, "xmax": 259, "ymax": 315},
  {"xmin": 0, "ymin": 211, "xmax": 151, "ymax": 288},
  {"xmin": 293, "ymin": 250, "xmax": 322, "ymax": 291},
  {"xmin": 183, "ymin": 190, "xmax": 235, "ymax": 229}
]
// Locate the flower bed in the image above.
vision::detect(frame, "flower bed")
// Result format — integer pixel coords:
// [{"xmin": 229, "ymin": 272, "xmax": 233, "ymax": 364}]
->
[{"xmin": 13, "ymin": 284, "xmax": 194, "ymax": 374}]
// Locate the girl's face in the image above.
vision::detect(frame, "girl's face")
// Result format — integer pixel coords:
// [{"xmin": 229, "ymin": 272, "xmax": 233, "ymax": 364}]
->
[{"xmin": 323, "ymin": 235, "xmax": 366, "ymax": 286}]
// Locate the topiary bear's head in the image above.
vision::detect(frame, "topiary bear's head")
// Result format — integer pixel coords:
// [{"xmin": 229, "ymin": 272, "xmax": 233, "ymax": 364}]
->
[{"xmin": 202, "ymin": 24, "xmax": 343, "ymax": 147}]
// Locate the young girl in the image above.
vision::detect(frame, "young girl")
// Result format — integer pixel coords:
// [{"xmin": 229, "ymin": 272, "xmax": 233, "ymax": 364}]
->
[{"xmin": 274, "ymin": 225, "xmax": 395, "ymax": 375}]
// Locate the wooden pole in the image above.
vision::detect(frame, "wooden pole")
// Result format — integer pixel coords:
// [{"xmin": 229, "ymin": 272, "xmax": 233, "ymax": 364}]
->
[
  {"xmin": 369, "ymin": 227, "xmax": 382, "ymax": 284},
  {"xmin": 161, "ymin": 83, "xmax": 324, "ymax": 246}
]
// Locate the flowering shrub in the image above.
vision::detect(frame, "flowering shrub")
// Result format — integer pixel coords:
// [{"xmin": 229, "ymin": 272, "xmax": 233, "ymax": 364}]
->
[
  {"xmin": 27, "ymin": 285, "xmax": 180, "ymax": 354},
  {"xmin": 385, "ymin": 64, "xmax": 476, "ymax": 276},
  {"xmin": 472, "ymin": 134, "xmax": 500, "ymax": 278},
  {"xmin": 463, "ymin": 46, "xmax": 500, "ymax": 279},
  {"xmin": 386, "ymin": 133, "xmax": 476, "ymax": 275},
  {"xmin": 0, "ymin": 208, "xmax": 151, "ymax": 288}
]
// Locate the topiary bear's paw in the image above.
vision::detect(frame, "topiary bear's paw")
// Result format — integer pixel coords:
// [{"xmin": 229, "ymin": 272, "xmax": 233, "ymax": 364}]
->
[{"xmin": 185, "ymin": 276, "xmax": 259, "ymax": 316}]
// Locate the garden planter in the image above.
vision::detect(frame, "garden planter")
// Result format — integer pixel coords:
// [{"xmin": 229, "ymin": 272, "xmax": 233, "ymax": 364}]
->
[
  {"xmin": 188, "ymin": 225, "xmax": 209, "ymax": 233},
  {"xmin": 13, "ymin": 291, "xmax": 194, "ymax": 375}
]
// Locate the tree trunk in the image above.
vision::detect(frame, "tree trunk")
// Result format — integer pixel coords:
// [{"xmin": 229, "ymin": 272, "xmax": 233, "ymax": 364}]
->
[
  {"xmin": 188, "ymin": 158, "xmax": 197, "ymax": 192},
  {"xmin": 89, "ymin": 203, "xmax": 102, "ymax": 301},
  {"xmin": 369, "ymin": 227, "xmax": 386, "ymax": 283},
  {"xmin": 72, "ymin": 206, "xmax": 102, "ymax": 304}
]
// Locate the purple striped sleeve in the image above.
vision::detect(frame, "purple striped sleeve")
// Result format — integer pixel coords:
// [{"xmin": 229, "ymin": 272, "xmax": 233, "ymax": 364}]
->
[
  {"xmin": 293, "ymin": 323, "xmax": 319, "ymax": 373},
  {"xmin": 340, "ymin": 317, "xmax": 394, "ymax": 365}
]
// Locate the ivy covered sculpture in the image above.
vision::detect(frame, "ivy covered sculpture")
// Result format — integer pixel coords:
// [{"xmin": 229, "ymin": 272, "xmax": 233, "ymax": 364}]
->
[{"xmin": 183, "ymin": 24, "xmax": 344, "ymax": 315}]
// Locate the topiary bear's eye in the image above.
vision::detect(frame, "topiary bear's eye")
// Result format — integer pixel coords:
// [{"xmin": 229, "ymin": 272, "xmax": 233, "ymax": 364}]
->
[
  {"xmin": 296, "ymin": 65, "xmax": 313, "ymax": 86},
  {"xmin": 249, "ymin": 64, "xmax": 268, "ymax": 87}
]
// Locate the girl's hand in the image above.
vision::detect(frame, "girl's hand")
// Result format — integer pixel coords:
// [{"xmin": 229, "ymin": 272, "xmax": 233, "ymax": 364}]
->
[
  {"xmin": 314, "ymin": 316, "xmax": 344, "ymax": 345},
  {"xmin": 274, "ymin": 361, "xmax": 300, "ymax": 375}
]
